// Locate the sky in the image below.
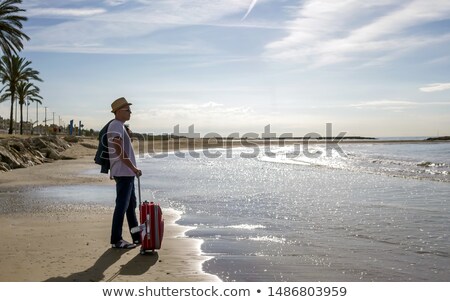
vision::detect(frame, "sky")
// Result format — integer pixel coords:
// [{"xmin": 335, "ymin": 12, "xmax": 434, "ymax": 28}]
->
[{"xmin": 1, "ymin": 0, "xmax": 449, "ymax": 137}]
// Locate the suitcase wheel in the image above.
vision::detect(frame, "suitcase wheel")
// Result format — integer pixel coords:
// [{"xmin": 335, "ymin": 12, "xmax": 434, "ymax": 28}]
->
[{"xmin": 139, "ymin": 249, "xmax": 156, "ymax": 255}]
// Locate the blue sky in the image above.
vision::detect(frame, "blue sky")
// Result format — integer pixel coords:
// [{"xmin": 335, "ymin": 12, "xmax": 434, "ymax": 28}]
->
[{"xmin": 1, "ymin": 0, "xmax": 449, "ymax": 137}]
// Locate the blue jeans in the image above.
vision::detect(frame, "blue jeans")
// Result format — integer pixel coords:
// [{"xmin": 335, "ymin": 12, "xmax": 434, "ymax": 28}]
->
[{"xmin": 110, "ymin": 176, "xmax": 139, "ymax": 244}]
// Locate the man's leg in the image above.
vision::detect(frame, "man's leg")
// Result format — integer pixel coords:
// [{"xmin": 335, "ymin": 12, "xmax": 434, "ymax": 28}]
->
[
  {"xmin": 126, "ymin": 179, "xmax": 140, "ymax": 243},
  {"xmin": 111, "ymin": 177, "xmax": 133, "ymax": 244}
]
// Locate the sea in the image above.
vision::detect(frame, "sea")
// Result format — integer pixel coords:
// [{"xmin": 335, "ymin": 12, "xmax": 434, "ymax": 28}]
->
[{"xmin": 13, "ymin": 139, "xmax": 450, "ymax": 281}]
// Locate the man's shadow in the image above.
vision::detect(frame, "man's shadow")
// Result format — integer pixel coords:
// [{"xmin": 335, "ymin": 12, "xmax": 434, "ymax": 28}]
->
[{"xmin": 45, "ymin": 249, "xmax": 159, "ymax": 282}]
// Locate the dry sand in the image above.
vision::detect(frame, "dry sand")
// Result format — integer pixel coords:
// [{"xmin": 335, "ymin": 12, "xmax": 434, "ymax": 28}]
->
[{"xmin": 0, "ymin": 139, "xmax": 220, "ymax": 282}]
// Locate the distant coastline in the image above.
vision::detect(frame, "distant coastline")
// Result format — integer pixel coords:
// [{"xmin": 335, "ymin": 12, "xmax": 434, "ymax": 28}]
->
[
  {"xmin": 1, "ymin": 134, "xmax": 449, "ymax": 173},
  {"xmin": 426, "ymin": 136, "xmax": 450, "ymax": 141}
]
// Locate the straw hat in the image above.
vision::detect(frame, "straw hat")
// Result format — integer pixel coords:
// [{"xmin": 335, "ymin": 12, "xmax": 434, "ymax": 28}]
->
[{"xmin": 111, "ymin": 97, "xmax": 132, "ymax": 113}]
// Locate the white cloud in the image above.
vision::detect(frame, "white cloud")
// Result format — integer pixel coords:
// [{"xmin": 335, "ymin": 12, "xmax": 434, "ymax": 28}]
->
[
  {"xmin": 420, "ymin": 83, "xmax": 450, "ymax": 92},
  {"xmin": 27, "ymin": 7, "xmax": 106, "ymax": 17},
  {"xmin": 264, "ymin": 0, "xmax": 450, "ymax": 67},
  {"xmin": 348, "ymin": 100, "xmax": 450, "ymax": 111},
  {"xmin": 349, "ymin": 100, "xmax": 417, "ymax": 111},
  {"xmin": 135, "ymin": 102, "xmax": 253, "ymax": 123},
  {"xmin": 24, "ymin": 1, "xmax": 258, "ymax": 54},
  {"xmin": 103, "ymin": 0, "xmax": 127, "ymax": 6},
  {"xmin": 129, "ymin": 101, "xmax": 322, "ymax": 135}
]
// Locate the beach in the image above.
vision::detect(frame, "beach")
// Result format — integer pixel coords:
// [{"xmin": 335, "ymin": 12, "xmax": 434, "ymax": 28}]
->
[
  {"xmin": 0, "ymin": 139, "xmax": 220, "ymax": 282},
  {"xmin": 1, "ymin": 137, "xmax": 449, "ymax": 282}
]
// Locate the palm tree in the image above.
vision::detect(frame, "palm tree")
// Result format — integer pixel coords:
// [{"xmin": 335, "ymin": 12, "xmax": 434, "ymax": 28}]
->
[
  {"xmin": 1, "ymin": 80, "xmax": 42, "ymax": 134},
  {"xmin": 0, "ymin": 54, "xmax": 42, "ymax": 134},
  {"xmin": 0, "ymin": 0, "xmax": 29, "ymax": 56},
  {"xmin": 17, "ymin": 81, "xmax": 42, "ymax": 134}
]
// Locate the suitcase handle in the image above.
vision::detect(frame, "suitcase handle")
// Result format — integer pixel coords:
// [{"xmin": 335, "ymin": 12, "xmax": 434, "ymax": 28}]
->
[
  {"xmin": 137, "ymin": 176, "xmax": 152, "ymax": 206},
  {"xmin": 137, "ymin": 176, "xmax": 142, "ymax": 206}
]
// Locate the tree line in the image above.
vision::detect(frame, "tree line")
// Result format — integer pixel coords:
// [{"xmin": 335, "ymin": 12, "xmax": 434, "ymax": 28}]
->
[{"xmin": 0, "ymin": 0, "xmax": 43, "ymax": 135}]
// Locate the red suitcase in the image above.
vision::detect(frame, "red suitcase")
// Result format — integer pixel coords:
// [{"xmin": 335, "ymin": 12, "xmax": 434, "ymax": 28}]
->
[
  {"xmin": 132, "ymin": 177, "xmax": 164, "ymax": 255},
  {"xmin": 139, "ymin": 200, "xmax": 164, "ymax": 254}
]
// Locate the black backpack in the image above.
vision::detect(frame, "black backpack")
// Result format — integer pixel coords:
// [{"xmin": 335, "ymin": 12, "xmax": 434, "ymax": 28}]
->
[{"xmin": 94, "ymin": 119, "xmax": 114, "ymax": 174}]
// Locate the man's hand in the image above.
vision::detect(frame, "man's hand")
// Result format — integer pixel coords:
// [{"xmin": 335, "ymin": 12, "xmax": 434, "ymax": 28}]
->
[{"xmin": 134, "ymin": 168, "xmax": 142, "ymax": 177}]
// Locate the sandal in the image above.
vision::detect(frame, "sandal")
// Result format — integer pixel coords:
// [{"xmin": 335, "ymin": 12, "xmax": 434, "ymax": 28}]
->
[{"xmin": 112, "ymin": 240, "xmax": 136, "ymax": 249}]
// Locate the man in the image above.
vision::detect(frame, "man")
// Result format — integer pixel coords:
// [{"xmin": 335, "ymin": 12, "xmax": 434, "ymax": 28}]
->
[{"xmin": 108, "ymin": 97, "xmax": 142, "ymax": 249}]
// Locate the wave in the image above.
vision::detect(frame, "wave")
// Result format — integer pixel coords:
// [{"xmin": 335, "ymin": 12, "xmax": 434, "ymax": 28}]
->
[
  {"xmin": 226, "ymin": 224, "xmax": 266, "ymax": 230},
  {"xmin": 247, "ymin": 235, "xmax": 286, "ymax": 244},
  {"xmin": 255, "ymin": 144, "xmax": 450, "ymax": 182}
]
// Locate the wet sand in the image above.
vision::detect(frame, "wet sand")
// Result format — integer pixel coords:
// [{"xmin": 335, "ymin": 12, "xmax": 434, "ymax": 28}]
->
[{"xmin": 0, "ymin": 140, "xmax": 220, "ymax": 282}]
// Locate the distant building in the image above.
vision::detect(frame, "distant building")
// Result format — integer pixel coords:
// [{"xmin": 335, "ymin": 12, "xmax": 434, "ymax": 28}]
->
[{"xmin": 0, "ymin": 116, "xmax": 19, "ymax": 133}]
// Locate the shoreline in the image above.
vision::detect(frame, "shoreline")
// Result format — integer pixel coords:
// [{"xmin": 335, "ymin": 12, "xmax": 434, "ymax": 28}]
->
[
  {"xmin": 1, "ymin": 137, "xmax": 449, "ymax": 281},
  {"xmin": 0, "ymin": 141, "xmax": 220, "ymax": 282}
]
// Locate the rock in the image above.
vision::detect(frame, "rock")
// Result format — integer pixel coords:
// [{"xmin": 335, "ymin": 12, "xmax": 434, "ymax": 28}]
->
[
  {"xmin": 0, "ymin": 136, "xmax": 73, "ymax": 172},
  {"xmin": 0, "ymin": 144, "xmax": 26, "ymax": 169},
  {"xmin": 31, "ymin": 137, "xmax": 68, "ymax": 152},
  {"xmin": 80, "ymin": 143, "xmax": 97, "ymax": 149},
  {"xmin": 64, "ymin": 136, "xmax": 81, "ymax": 143},
  {"xmin": 0, "ymin": 162, "xmax": 11, "ymax": 172},
  {"xmin": 40, "ymin": 148, "xmax": 62, "ymax": 160}
]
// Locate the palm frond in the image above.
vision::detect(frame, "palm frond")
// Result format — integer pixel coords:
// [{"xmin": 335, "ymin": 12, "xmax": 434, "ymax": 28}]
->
[{"xmin": 0, "ymin": 0, "xmax": 29, "ymax": 55}]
